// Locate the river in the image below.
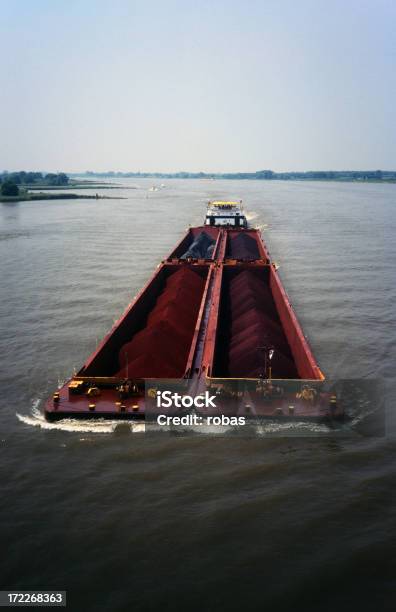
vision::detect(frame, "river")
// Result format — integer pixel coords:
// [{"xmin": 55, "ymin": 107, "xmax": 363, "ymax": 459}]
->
[{"xmin": 0, "ymin": 178, "xmax": 395, "ymax": 611}]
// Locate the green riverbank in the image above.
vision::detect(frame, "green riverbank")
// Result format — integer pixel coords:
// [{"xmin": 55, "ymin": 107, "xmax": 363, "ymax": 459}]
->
[{"xmin": 0, "ymin": 192, "xmax": 124, "ymax": 203}]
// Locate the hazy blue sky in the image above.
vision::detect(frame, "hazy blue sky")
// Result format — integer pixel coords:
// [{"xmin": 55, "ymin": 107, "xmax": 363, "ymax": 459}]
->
[{"xmin": 1, "ymin": 0, "xmax": 395, "ymax": 172}]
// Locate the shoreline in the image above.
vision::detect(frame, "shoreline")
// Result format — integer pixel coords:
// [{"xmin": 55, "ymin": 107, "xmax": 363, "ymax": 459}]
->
[
  {"xmin": 75, "ymin": 173, "xmax": 396, "ymax": 184},
  {"xmin": 0, "ymin": 192, "xmax": 125, "ymax": 203}
]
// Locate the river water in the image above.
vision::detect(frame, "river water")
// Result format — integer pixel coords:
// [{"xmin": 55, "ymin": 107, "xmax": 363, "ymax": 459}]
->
[{"xmin": 0, "ymin": 179, "xmax": 395, "ymax": 611}]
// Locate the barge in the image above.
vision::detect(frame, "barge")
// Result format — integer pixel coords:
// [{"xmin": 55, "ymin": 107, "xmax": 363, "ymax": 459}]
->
[{"xmin": 45, "ymin": 201, "xmax": 342, "ymax": 422}]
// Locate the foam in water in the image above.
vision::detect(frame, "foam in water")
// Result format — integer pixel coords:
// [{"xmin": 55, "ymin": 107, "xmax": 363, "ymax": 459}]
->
[
  {"xmin": 16, "ymin": 400, "xmax": 145, "ymax": 434},
  {"xmin": 17, "ymin": 402, "xmax": 332, "ymax": 437},
  {"xmin": 255, "ymin": 420, "xmax": 331, "ymax": 435}
]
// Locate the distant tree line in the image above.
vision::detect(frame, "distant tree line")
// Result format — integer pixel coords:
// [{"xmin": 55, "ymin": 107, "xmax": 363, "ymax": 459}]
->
[
  {"xmin": 0, "ymin": 171, "xmax": 69, "ymax": 196},
  {"xmin": 0, "ymin": 171, "xmax": 69, "ymax": 186},
  {"xmin": 82, "ymin": 169, "xmax": 394, "ymax": 181}
]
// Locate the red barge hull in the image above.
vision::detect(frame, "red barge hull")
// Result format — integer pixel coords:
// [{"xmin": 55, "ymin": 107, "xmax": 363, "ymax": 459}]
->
[{"xmin": 45, "ymin": 225, "xmax": 342, "ymax": 422}]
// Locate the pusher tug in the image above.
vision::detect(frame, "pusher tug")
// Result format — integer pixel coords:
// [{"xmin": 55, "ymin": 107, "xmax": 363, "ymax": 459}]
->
[{"xmin": 45, "ymin": 201, "xmax": 342, "ymax": 422}]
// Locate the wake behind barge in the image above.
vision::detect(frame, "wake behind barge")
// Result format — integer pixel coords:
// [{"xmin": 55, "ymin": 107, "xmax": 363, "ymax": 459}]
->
[{"xmin": 45, "ymin": 201, "xmax": 342, "ymax": 422}]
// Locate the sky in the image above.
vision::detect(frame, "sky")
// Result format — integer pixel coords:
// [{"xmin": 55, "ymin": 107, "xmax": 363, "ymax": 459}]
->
[{"xmin": 0, "ymin": 0, "xmax": 395, "ymax": 173}]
